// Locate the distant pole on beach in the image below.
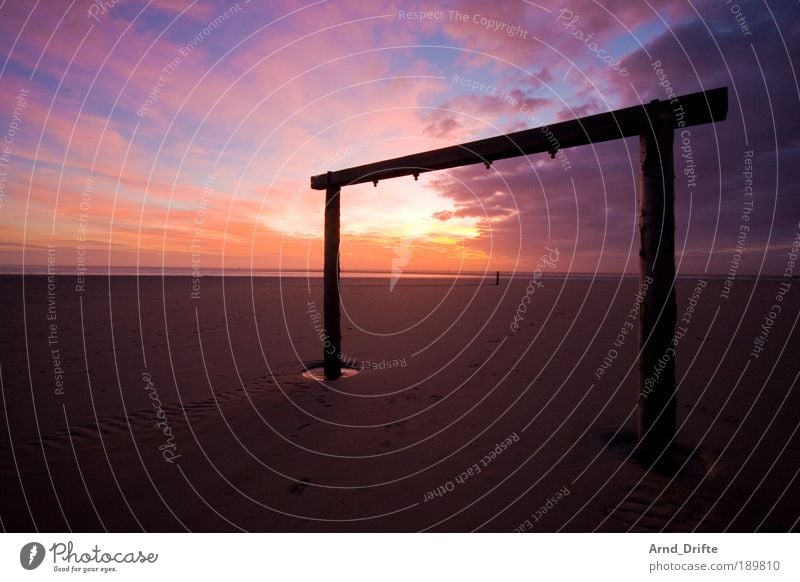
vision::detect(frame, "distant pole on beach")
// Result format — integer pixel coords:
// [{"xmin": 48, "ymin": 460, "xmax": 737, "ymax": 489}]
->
[
  {"xmin": 496, "ymin": 270, "xmax": 500, "ymax": 285},
  {"xmin": 636, "ymin": 102, "xmax": 677, "ymax": 463},
  {"xmin": 323, "ymin": 175, "xmax": 342, "ymax": 380}
]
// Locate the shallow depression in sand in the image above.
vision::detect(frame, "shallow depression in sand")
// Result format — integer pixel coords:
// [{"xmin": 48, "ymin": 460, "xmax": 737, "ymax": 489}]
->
[{"xmin": 301, "ymin": 365, "xmax": 360, "ymax": 381}]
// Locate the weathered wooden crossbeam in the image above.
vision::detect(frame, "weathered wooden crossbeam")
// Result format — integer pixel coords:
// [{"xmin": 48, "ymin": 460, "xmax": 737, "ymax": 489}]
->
[{"xmin": 310, "ymin": 87, "xmax": 727, "ymax": 190}]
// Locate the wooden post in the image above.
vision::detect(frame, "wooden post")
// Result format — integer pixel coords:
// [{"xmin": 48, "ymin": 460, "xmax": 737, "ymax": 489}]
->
[
  {"xmin": 636, "ymin": 101, "xmax": 677, "ymax": 462},
  {"xmin": 496, "ymin": 270, "xmax": 500, "ymax": 285},
  {"xmin": 324, "ymin": 176, "xmax": 342, "ymax": 380}
]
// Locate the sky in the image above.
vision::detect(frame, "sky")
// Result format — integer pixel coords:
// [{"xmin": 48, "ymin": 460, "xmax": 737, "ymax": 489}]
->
[{"xmin": 0, "ymin": 0, "xmax": 797, "ymax": 275}]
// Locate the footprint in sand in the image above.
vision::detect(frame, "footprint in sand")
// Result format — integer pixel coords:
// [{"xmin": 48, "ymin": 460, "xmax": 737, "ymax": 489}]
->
[{"xmin": 289, "ymin": 478, "xmax": 311, "ymax": 495}]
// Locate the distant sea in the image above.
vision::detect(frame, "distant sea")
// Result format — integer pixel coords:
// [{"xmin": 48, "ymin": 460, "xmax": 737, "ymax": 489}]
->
[{"xmin": 0, "ymin": 266, "xmax": 788, "ymax": 281}]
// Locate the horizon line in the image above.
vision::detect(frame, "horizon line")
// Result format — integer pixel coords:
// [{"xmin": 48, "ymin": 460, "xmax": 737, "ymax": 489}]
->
[{"xmin": 0, "ymin": 266, "xmax": 793, "ymax": 280}]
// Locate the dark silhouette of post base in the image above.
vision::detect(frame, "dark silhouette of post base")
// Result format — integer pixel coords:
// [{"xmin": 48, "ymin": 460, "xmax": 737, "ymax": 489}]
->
[
  {"xmin": 323, "ymin": 180, "xmax": 342, "ymax": 380},
  {"xmin": 635, "ymin": 105, "xmax": 677, "ymax": 463}
]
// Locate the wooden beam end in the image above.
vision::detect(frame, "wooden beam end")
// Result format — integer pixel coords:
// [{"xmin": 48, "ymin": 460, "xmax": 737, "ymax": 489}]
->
[{"xmin": 310, "ymin": 174, "xmax": 328, "ymax": 190}]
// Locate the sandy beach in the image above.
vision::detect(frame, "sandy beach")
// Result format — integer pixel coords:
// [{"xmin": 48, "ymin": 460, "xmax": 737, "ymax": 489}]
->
[{"xmin": 0, "ymin": 273, "xmax": 797, "ymax": 532}]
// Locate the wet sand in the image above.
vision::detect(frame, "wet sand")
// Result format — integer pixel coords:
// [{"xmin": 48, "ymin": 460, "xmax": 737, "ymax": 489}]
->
[{"xmin": 1, "ymin": 274, "xmax": 798, "ymax": 531}]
